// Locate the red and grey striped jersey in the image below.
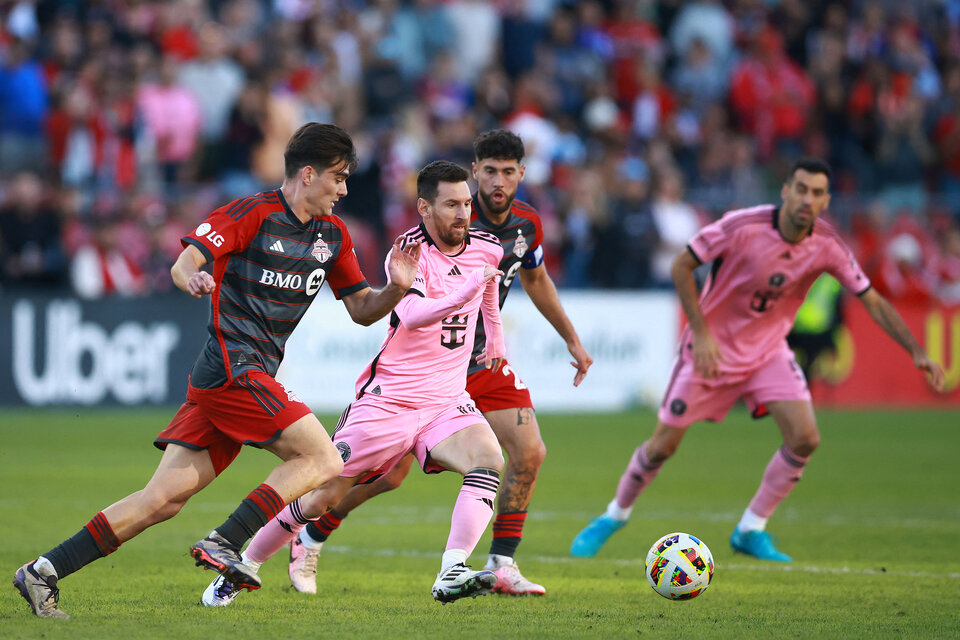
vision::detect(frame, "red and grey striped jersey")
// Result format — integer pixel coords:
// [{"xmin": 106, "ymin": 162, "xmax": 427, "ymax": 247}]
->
[
  {"xmin": 467, "ymin": 195, "xmax": 545, "ymax": 375},
  {"xmin": 182, "ymin": 189, "xmax": 368, "ymax": 389}
]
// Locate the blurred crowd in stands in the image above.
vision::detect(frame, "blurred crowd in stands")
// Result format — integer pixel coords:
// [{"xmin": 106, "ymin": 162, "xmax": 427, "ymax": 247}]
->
[{"xmin": 2, "ymin": 0, "xmax": 960, "ymax": 304}]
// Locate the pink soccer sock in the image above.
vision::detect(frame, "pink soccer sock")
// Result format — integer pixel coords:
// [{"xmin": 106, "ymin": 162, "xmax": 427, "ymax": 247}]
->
[
  {"xmin": 445, "ymin": 469, "xmax": 500, "ymax": 554},
  {"xmin": 747, "ymin": 445, "xmax": 809, "ymax": 518},
  {"xmin": 614, "ymin": 442, "xmax": 663, "ymax": 509},
  {"xmin": 244, "ymin": 499, "xmax": 311, "ymax": 563}
]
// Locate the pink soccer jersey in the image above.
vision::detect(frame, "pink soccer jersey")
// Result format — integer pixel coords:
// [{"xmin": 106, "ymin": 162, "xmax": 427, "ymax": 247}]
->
[
  {"xmin": 685, "ymin": 204, "xmax": 870, "ymax": 377},
  {"xmin": 353, "ymin": 223, "xmax": 504, "ymax": 406}
]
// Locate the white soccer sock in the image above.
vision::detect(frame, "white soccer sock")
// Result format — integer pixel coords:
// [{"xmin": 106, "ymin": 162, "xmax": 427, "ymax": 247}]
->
[
  {"xmin": 441, "ymin": 549, "xmax": 468, "ymax": 571},
  {"xmin": 34, "ymin": 556, "xmax": 58, "ymax": 578},
  {"xmin": 485, "ymin": 553, "xmax": 513, "ymax": 570},
  {"xmin": 299, "ymin": 526, "xmax": 325, "ymax": 550},
  {"xmin": 605, "ymin": 498, "xmax": 632, "ymax": 522},
  {"xmin": 239, "ymin": 551, "xmax": 262, "ymax": 572},
  {"xmin": 736, "ymin": 507, "xmax": 768, "ymax": 533}
]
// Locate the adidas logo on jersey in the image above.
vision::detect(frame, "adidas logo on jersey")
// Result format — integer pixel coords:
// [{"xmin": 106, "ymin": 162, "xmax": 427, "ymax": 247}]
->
[
  {"xmin": 448, "ymin": 265, "xmax": 462, "ymax": 276},
  {"xmin": 270, "ymin": 240, "xmax": 285, "ymax": 253},
  {"xmin": 371, "ymin": 385, "xmax": 382, "ymax": 395}
]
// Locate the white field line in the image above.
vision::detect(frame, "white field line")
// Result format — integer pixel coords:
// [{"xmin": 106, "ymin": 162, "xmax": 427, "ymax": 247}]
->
[{"xmin": 322, "ymin": 545, "xmax": 960, "ymax": 580}]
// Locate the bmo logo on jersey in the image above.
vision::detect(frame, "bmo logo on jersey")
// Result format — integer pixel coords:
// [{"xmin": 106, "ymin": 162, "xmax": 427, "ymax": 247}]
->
[{"xmin": 259, "ymin": 268, "xmax": 327, "ymax": 295}]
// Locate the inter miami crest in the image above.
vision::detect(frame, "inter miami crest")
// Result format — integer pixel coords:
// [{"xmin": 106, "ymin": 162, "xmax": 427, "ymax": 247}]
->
[
  {"xmin": 312, "ymin": 233, "xmax": 333, "ymax": 263},
  {"xmin": 514, "ymin": 230, "xmax": 528, "ymax": 258},
  {"xmin": 336, "ymin": 441, "xmax": 351, "ymax": 462}
]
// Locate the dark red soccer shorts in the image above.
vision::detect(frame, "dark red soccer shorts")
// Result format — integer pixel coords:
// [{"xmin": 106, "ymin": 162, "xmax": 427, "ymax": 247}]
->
[
  {"xmin": 466, "ymin": 359, "xmax": 534, "ymax": 413},
  {"xmin": 154, "ymin": 371, "xmax": 314, "ymax": 475}
]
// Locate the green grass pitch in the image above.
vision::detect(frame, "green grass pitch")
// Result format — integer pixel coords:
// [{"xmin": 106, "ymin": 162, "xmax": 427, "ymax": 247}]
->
[{"xmin": 1, "ymin": 407, "xmax": 958, "ymax": 639}]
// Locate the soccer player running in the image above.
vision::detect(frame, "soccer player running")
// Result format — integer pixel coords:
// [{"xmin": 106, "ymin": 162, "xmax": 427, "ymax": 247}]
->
[
  {"xmin": 570, "ymin": 157, "xmax": 945, "ymax": 562},
  {"xmin": 12, "ymin": 123, "xmax": 421, "ymax": 619},
  {"xmin": 202, "ymin": 160, "xmax": 509, "ymax": 605},
  {"xmin": 248, "ymin": 130, "xmax": 593, "ymax": 598}
]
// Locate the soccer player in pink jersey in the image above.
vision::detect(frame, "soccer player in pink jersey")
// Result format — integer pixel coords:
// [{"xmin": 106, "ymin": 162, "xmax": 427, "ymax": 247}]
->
[
  {"xmin": 571, "ymin": 157, "xmax": 945, "ymax": 562},
  {"xmin": 201, "ymin": 160, "xmax": 510, "ymax": 605},
  {"xmin": 276, "ymin": 130, "xmax": 593, "ymax": 598}
]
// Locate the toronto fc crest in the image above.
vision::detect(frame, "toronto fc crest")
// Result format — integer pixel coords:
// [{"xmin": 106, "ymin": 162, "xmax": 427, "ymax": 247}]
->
[
  {"xmin": 312, "ymin": 233, "xmax": 333, "ymax": 263},
  {"xmin": 513, "ymin": 230, "xmax": 528, "ymax": 258}
]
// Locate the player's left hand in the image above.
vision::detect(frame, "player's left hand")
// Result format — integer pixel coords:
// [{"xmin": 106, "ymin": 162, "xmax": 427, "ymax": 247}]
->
[
  {"xmin": 915, "ymin": 353, "xmax": 945, "ymax": 392},
  {"xmin": 568, "ymin": 341, "xmax": 593, "ymax": 387},
  {"xmin": 387, "ymin": 235, "xmax": 421, "ymax": 289}
]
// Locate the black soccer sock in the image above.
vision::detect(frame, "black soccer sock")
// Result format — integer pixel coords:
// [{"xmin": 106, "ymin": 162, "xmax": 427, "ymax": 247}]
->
[
  {"xmin": 489, "ymin": 511, "xmax": 526, "ymax": 558},
  {"xmin": 44, "ymin": 512, "xmax": 121, "ymax": 579},
  {"xmin": 305, "ymin": 509, "xmax": 346, "ymax": 543},
  {"xmin": 214, "ymin": 483, "xmax": 284, "ymax": 549}
]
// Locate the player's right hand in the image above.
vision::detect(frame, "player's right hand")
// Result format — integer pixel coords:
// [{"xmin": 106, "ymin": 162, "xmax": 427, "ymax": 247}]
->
[
  {"xmin": 692, "ymin": 331, "xmax": 722, "ymax": 379},
  {"xmin": 482, "ymin": 265, "xmax": 504, "ymax": 283},
  {"xmin": 915, "ymin": 353, "xmax": 946, "ymax": 392},
  {"xmin": 186, "ymin": 271, "xmax": 216, "ymax": 298}
]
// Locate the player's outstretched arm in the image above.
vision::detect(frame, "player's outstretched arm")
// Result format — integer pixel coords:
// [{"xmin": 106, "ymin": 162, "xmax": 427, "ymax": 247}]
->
[
  {"xmin": 341, "ymin": 237, "xmax": 422, "ymax": 326},
  {"xmin": 395, "ymin": 265, "xmax": 502, "ymax": 330},
  {"xmin": 519, "ymin": 264, "xmax": 593, "ymax": 386},
  {"xmin": 480, "ymin": 273, "xmax": 505, "ymax": 373},
  {"xmin": 858, "ymin": 287, "xmax": 945, "ymax": 391},
  {"xmin": 671, "ymin": 249, "xmax": 721, "ymax": 379},
  {"xmin": 171, "ymin": 245, "xmax": 215, "ymax": 298}
]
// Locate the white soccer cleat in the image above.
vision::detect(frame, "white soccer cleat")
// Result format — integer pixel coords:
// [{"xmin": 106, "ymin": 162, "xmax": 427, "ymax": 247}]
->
[
  {"xmin": 288, "ymin": 538, "xmax": 320, "ymax": 594},
  {"xmin": 491, "ymin": 562, "xmax": 546, "ymax": 596},
  {"xmin": 201, "ymin": 573, "xmax": 244, "ymax": 607},
  {"xmin": 431, "ymin": 564, "xmax": 497, "ymax": 604}
]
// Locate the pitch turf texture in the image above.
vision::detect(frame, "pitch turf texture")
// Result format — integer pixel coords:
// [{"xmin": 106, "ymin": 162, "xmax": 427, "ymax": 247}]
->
[{"xmin": 1, "ymin": 408, "xmax": 958, "ymax": 639}]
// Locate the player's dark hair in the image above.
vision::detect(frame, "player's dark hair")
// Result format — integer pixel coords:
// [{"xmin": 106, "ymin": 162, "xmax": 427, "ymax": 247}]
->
[
  {"xmin": 283, "ymin": 122, "xmax": 359, "ymax": 179},
  {"xmin": 473, "ymin": 129, "xmax": 525, "ymax": 163},
  {"xmin": 787, "ymin": 157, "xmax": 832, "ymax": 184},
  {"xmin": 417, "ymin": 160, "xmax": 469, "ymax": 203}
]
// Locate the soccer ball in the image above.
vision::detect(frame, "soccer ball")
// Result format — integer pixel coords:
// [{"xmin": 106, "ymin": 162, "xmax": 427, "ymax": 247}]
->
[{"xmin": 645, "ymin": 532, "xmax": 714, "ymax": 600}]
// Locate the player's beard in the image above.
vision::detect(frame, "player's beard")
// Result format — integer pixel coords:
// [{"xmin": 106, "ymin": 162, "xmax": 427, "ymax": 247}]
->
[
  {"xmin": 479, "ymin": 188, "xmax": 513, "ymax": 216},
  {"xmin": 438, "ymin": 223, "xmax": 467, "ymax": 248}
]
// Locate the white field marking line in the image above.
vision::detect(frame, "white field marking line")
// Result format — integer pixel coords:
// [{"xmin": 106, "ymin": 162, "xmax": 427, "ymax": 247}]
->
[{"xmin": 322, "ymin": 545, "xmax": 960, "ymax": 580}]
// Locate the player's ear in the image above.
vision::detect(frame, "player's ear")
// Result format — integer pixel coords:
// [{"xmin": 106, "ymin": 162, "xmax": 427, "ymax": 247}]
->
[
  {"xmin": 471, "ymin": 161, "xmax": 478, "ymax": 179},
  {"xmin": 417, "ymin": 197, "xmax": 430, "ymax": 219},
  {"xmin": 518, "ymin": 164, "xmax": 525, "ymax": 182},
  {"xmin": 301, "ymin": 165, "xmax": 314, "ymax": 186}
]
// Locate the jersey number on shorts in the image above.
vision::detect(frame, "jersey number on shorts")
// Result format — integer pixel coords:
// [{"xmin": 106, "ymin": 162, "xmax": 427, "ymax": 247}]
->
[{"xmin": 500, "ymin": 364, "xmax": 528, "ymax": 390}]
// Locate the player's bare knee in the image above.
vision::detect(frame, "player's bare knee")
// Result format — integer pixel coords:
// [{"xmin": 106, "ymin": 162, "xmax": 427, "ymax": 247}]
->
[
  {"xmin": 378, "ymin": 472, "xmax": 405, "ymax": 492},
  {"xmin": 789, "ymin": 431, "xmax": 820, "ymax": 458},
  {"xmin": 472, "ymin": 449, "xmax": 505, "ymax": 473},
  {"xmin": 509, "ymin": 438, "xmax": 546, "ymax": 473}
]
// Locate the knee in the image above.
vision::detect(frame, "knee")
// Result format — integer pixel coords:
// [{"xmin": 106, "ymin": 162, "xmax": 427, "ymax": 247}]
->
[
  {"xmin": 473, "ymin": 448, "xmax": 505, "ymax": 474},
  {"xmin": 300, "ymin": 489, "xmax": 337, "ymax": 518},
  {"xmin": 788, "ymin": 430, "xmax": 820, "ymax": 458},
  {"xmin": 645, "ymin": 439, "xmax": 678, "ymax": 465},
  {"xmin": 379, "ymin": 469, "xmax": 406, "ymax": 492},
  {"xmin": 508, "ymin": 438, "xmax": 546, "ymax": 473}
]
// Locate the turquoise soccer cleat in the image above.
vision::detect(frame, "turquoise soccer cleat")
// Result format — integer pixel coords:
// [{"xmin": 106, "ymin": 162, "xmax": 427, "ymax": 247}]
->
[
  {"xmin": 729, "ymin": 528, "xmax": 792, "ymax": 562},
  {"xmin": 570, "ymin": 515, "xmax": 627, "ymax": 558}
]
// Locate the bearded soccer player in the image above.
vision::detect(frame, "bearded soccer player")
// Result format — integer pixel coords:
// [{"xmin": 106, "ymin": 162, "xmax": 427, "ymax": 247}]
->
[
  {"xmin": 12, "ymin": 123, "xmax": 421, "ymax": 619},
  {"xmin": 201, "ymin": 160, "xmax": 509, "ymax": 605},
  {"xmin": 570, "ymin": 157, "xmax": 945, "ymax": 561},
  {"xmin": 208, "ymin": 129, "xmax": 593, "ymax": 600}
]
